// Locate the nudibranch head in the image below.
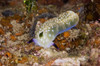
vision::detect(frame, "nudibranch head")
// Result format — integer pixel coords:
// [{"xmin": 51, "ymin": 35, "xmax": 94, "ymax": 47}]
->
[
  {"xmin": 34, "ymin": 25, "xmax": 56, "ymax": 48},
  {"xmin": 33, "ymin": 11, "xmax": 79, "ymax": 48}
]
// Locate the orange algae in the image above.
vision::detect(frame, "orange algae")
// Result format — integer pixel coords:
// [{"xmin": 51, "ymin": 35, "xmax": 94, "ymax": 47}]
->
[{"xmin": 63, "ymin": 31, "xmax": 70, "ymax": 38}]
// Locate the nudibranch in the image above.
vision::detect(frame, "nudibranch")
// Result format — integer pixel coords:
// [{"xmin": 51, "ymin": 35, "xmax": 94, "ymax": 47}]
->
[{"xmin": 32, "ymin": 11, "xmax": 79, "ymax": 48}]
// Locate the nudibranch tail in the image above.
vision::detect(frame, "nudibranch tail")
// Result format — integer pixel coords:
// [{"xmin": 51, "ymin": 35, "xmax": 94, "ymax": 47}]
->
[{"xmin": 33, "ymin": 11, "xmax": 79, "ymax": 48}]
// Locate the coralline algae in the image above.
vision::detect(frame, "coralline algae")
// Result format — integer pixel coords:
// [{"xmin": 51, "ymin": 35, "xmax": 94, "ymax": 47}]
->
[{"xmin": 33, "ymin": 11, "xmax": 79, "ymax": 48}]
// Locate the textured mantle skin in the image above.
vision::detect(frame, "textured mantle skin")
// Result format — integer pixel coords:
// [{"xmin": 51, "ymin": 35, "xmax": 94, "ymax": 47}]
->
[{"xmin": 33, "ymin": 11, "xmax": 79, "ymax": 48}]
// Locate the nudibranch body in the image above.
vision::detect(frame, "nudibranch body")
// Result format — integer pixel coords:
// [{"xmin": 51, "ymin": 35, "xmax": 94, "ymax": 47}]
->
[{"xmin": 33, "ymin": 11, "xmax": 79, "ymax": 48}]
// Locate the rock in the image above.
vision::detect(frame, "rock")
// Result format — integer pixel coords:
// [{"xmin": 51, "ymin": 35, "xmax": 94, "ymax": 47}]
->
[
  {"xmin": 11, "ymin": 20, "xmax": 24, "ymax": 33},
  {"xmin": 94, "ymin": 0, "xmax": 100, "ymax": 3},
  {"xmin": 17, "ymin": 63, "xmax": 28, "ymax": 66},
  {"xmin": 17, "ymin": 34, "xmax": 29, "ymax": 41},
  {"xmin": 51, "ymin": 56, "xmax": 86, "ymax": 66},
  {"xmin": 33, "ymin": 62, "xmax": 39, "ymax": 66},
  {"xmin": 15, "ymin": 32, "xmax": 24, "ymax": 36},
  {"xmin": 90, "ymin": 48, "xmax": 99, "ymax": 59},
  {"xmin": 2, "ymin": 10, "xmax": 14, "ymax": 17},
  {"xmin": 39, "ymin": 18, "xmax": 46, "ymax": 23},
  {"xmin": 0, "ymin": 0, "xmax": 23, "ymax": 6},
  {"xmin": 82, "ymin": 0, "xmax": 91, "ymax": 4},
  {"xmin": 37, "ymin": 0, "xmax": 67, "ymax": 7},
  {"xmin": 38, "ymin": 48, "xmax": 68, "ymax": 60}
]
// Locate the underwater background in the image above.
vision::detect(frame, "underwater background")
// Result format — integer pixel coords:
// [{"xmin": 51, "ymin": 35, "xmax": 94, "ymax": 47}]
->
[{"xmin": 0, "ymin": 0, "xmax": 100, "ymax": 66}]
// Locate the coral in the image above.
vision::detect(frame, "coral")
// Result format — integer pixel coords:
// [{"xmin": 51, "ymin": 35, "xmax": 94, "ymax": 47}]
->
[
  {"xmin": 86, "ymin": 24, "xmax": 92, "ymax": 32},
  {"xmin": 18, "ymin": 56, "xmax": 28, "ymax": 64},
  {"xmin": 0, "ymin": 62, "xmax": 2, "ymax": 66},
  {"xmin": 94, "ymin": 38, "xmax": 100, "ymax": 45},
  {"xmin": 0, "ymin": 18, "xmax": 13, "ymax": 29},
  {"xmin": 67, "ymin": 29, "xmax": 80, "ymax": 42},
  {"xmin": 0, "ymin": 27, "xmax": 5, "ymax": 35},
  {"xmin": 53, "ymin": 29, "xmax": 81, "ymax": 50},
  {"xmin": 10, "ymin": 35, "xmax": 17, "ymax": 41},
  {"xmin": 45, "ymin": 59, "xmax": 55, "ymax": 66},
  {"xmin": 4, "ymin": 52, "xmax": 12, "ymax": 59}
]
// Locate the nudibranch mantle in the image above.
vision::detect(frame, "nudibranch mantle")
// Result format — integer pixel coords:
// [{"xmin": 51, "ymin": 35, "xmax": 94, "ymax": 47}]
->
[{"xmin": 33, "ymin": 11, "xmax": 79, "ymax": 48}]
